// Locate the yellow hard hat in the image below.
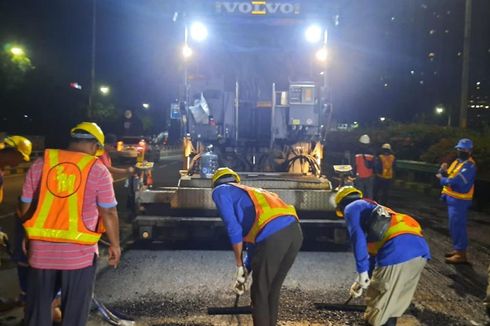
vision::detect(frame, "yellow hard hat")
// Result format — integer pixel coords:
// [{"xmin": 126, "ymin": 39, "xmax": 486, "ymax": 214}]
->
[
  {"xmin": 212, "ymin": 167, "xmax": 241, "ymax": 188},
  {"xmin": 334, "ymin": 186, "xmax": 363, "ymax": 217},
  {"xmin": 4, "ymin": 135, "xmax": 32, "ymax": 162},
  {"xmin": 70, "ymin": 122, "xmax": 105, "ymax": 156}
]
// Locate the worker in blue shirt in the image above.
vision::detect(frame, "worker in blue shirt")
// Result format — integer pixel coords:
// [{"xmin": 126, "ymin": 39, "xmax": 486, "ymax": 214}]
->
[
  {"xmin": 335, "ymin": 186, "xmax": 430, "ymax": 326},
  {"xmin": 436, "ymin": 138, "xmax": 476, "ymax": 264},
  {"xmin": 211, "ymin": 167, "xmax": 303, "ymax": 326}
]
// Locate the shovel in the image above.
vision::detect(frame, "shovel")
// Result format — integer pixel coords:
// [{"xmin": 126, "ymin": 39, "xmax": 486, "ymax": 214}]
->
[
  {"xmin": 315, "ymin": 295, "xmax": 366, "ymax": 312},
  {"xmin": 207, "ymin": 293, "xmax": 252, "ymax": 315}
]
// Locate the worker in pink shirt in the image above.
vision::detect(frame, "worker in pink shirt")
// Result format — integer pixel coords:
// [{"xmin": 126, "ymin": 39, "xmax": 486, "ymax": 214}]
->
[{"xmin": 19, "ymin": 122, "xmax": 121, "ymax": 326}]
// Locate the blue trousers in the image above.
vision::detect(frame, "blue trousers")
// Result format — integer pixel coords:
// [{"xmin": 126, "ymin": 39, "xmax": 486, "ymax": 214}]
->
[{"xmin": 447, "ymin": 204, "xmax": 469, "ymax": 251}]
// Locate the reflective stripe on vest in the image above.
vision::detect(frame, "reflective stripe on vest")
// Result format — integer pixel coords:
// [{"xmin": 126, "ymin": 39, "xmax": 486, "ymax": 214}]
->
[
  {"xmin": 355, "ymin": 154, "xmax": 374, "ymax": 178},
  {"xmin": 377, "ymin": 154, "xmax": 395, "ymax": 179},
  {"xmin": 441, "ymin": 158, "xmax": 475, "ymax": 200},
  {"xmin": 228, "ymin": 183, "xmax": 299, "ymax": 244},
  {"xmin": 367, "ymin": 210, "xmax": 423, "ymax": 255},
  {"xmin": 23, "ymin": 149, "xmax": 101, "ymax": 245}
]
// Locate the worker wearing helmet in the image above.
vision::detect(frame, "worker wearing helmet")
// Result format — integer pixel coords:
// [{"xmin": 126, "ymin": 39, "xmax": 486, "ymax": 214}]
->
[
  {"xmin": 374, "ymin": 143, "xmax": 396, "ymax": 205},
  {"xmin": 436, "ymin": 138, "xmax": 476, "ymax": 264},
  {"xmin": 0, "ymin": 135, "xmax": 32, "ymax": 278},
  {"xmin": 335, "ymin": 186, "xmax": 430, "ymax": 326},
  {"xmin": 354, "ymin": 134, "xmax": 375, "ymax": 199},
  {"xmin": 20, "ymin": 122, "xmax": 121, "ymax": 326},
  {"xmin": 211, "ymin": 167, "xmax": 303, "ymax": 326}
]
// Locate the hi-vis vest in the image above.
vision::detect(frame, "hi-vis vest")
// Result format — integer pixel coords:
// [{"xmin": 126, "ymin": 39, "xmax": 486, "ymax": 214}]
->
[
  {"xmin": 355, "ymin": 154, "xmax": 374, "ymax": 178},
  {"xmin": 24, "ymin": 149, "xmax": 102, "ymax": 245},
  {"xmin": 377, "ymin": 154, "xmax": 395, "ymax": 179},
  {"xmin": 228, "ymin": 183, "xmax": 299, "ymax": 244},
  {"xmin": 441, "ymin": 158, "xmax": 475, "ymax": 201},
  {"xmin": 367, "ymin": 206, "xmax": 423, "ymax": 255}
]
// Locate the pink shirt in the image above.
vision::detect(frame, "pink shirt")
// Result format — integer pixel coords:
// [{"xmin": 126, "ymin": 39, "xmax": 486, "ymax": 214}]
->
[{"xmin": 21, "ymin": 154, "xmax": 117, "ymax": 270}]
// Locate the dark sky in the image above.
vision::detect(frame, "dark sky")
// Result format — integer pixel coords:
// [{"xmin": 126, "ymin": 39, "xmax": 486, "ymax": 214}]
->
[{"xmin": 1, "ymin": 0, "xmax": 489, "ymax": 138}]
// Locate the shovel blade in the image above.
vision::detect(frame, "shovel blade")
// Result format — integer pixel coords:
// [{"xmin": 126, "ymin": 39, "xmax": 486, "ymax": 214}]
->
[
  {"xmin": 314, "ymin": 302, "xmax": 366, "ymax": 312},
  {"xmin": 207, "ymin": 306, "xmax": 252, "ymax": 315}
]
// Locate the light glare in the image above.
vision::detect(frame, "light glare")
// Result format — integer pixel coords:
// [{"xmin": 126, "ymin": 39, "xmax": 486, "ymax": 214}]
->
[
  {"xmin": 190, "ymin": 22, "xmax": 208, "ymax": 42},
  {"xmin": 315, "ymin": 47, "xmax": 328, "ymax": 62},
  {"xmin": 182, "ymin": 44, "xmax": 193, "ymax": 59},
  {"xmin": 305, "ymin": 25, "xmax": 323, "ymax": 43}
]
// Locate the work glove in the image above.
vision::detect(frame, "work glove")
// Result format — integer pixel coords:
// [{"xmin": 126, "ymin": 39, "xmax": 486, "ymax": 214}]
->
[
  {"xmin": 0, "ymin": 231, "xmax": 8, "ymax": 247},
  {"xmin": 233, "ymin": 265, "xmax": 248, "ymax": 296},
  {"xmin": 349, "ymin": 271, "xmax": 370, "ymax": 298}
]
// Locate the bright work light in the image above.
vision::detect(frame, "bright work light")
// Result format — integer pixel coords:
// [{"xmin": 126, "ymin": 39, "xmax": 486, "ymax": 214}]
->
[
  {"xmin": 182, "ymin": 44, "xmax": 193, "ymax": 59},
  {"xmin": 190, "ymin": 22, "xmax": 208, "ymax": 42},
  {"xmin": 305, "ymin": 25, "xmax": 323, "ymax": 43}
]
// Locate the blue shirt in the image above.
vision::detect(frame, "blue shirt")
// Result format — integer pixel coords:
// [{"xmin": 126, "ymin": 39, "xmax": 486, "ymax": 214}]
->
[
  {"xmin": 440, "ymin": 158, "xmax": 476, "ymax": 207},
  {"xmin": 344, "ymin": 200, "xmax": 431, "ymax": 273},
  {"xmin": 212, "ymin": 183, "xmax": 296, "ymax": 268}
]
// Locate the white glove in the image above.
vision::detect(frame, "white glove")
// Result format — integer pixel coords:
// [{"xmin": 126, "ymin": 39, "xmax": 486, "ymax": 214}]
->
[
  {"xmin": 0, "ymin": 231, "xmax": 8, "ymax": 247},
  {"xmin": 233, "ymin": 266, "xmax": 248, "ymax": 295},
  {"xmin": 349, "ymin": 271, "xmax": 370, "ymax": 298}
]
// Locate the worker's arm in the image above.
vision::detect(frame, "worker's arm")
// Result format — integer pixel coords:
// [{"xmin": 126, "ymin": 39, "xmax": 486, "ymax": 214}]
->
[
  {"xmin": 107, "ymin": 165, "xmax": 134, "ymax": 176},
  {"xmin": 99, "ymin": 206, "xmax": 121, "ymax": 267},
  {"xmin": 212, "ymin": 186, "xmax": 244, "ymax": 265},
  {"xmin": 439, "ymin": 161, "xmax": 476, "ymax": 190},
  {"xmin": 344, "ymin": 201, "xmax": 372, "ymax": 273}
]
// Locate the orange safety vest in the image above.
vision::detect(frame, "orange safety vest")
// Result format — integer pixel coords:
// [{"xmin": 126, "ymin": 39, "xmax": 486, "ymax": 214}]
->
[
  {"xmin": 367, "ymin": 207, "xmax": 423, "ymax": 255},
  {"xmin": 355, "ymin": 154, "xmax": 374, "ymax": 178},
  {"xmin": 377, "ymin": 154, "xmax": 395, "ymax": 179},
  {"xmin": 23, "ymin": 149, "xmax": 103, "ymax": 245},
  {"xmin": 228, "ymin": 183, "xmax": 299, "ymax": 244},
  {"xmin": 441, "ymin": 158, "xmax": 475, "ymax": 201}
]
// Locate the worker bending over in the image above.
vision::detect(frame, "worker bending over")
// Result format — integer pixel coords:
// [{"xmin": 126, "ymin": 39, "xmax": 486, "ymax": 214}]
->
[
  {"xmin": 335, "ymin": 186, "xmax": 430, "ymax": 326},
  {"xmin": 436, "ymin": 138, "xmax": 476, "ymax": 264},
  {"xmin": 211, "ymin": 167, "xmax": 303, "ymax": 326}
]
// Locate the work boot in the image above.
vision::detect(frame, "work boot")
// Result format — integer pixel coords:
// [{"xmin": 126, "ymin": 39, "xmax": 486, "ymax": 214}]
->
[
  {"xmin": 444, "ymin": 250, "xmax": 458, "ymax": 258},
  {"xmin": 445, "ymin": 251, "xmax": 469, "ymax": 264}
]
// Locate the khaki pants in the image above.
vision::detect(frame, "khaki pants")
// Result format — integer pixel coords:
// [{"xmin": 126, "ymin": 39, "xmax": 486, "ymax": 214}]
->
[{"xmin": 364, "ymin": 257, "xmax": 426, "ymax": 326}]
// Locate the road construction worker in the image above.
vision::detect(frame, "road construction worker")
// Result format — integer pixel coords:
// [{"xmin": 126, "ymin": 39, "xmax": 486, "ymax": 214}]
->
[
  {"xmin": 0, "ymin": 135, "xmax": 32, "ymax": 204},
  {"xmin": 374, "ymin": 143, "xmax": 396, "ymax": 205},
  {"xmin": 99, "ymin": 134, "xmax": 135, "ymax": 177},
  {"xmin": 335, "ymin": 186, "xmax": 430, "ymax": 326},
  {"xmin": 354, "ymin": 134, "xmax": 375, "ymax": 199},
  {"xmin": 19, "ymin": 122, "xmax": 121, "ymax": 326},
  {"xmin": 436, "ymin": 138, "xmax": 476, "ymax": 264},
  {"xmin": 211, "ymin": 167, "xmax": 303, "ymax": 326},
  {"xmin": 0, "ymin": 135, "xmax": 31, "ymax": 269}
]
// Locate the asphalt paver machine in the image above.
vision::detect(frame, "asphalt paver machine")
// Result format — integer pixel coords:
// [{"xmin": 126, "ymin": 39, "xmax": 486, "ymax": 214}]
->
[{"xmin": 133, "ymin": 0, "xmax": 350, "ymax": 246}]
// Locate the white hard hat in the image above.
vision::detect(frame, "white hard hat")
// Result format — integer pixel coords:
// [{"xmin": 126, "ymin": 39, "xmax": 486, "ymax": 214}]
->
[
  {"xmin": 381, "ymin": 143, "xmax": 392, "ymax": 150},
  {"xmin": 359, "ymin": 134, "xmax": 370, "ymax": 144}
]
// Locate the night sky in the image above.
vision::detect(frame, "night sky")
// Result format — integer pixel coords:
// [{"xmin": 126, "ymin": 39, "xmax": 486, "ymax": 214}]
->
[{"xmin": 0, "ymin": 0, "xmax": 489, "ymax": 143}]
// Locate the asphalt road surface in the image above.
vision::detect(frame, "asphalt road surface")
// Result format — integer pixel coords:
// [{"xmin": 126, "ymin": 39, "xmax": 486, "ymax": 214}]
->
[{"xmin": 1, "ymin": 153, "xmax": 490, "ymax": 325}]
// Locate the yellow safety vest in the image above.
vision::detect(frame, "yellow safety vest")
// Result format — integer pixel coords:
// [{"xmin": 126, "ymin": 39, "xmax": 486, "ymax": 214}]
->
[
  {"xmin": 227, "ymin": 183, "xmax": 299, "ymax": 244},
  {"xmin": 367, "ymin": 208, "xmax": 423, "ymax": 255},
  {"xmin": 24, "ymin": 149, "xmax": 102, "ymax": 245},
  {"xmin": 441, "ymin": 158, "xmax": 475, "ymax": 200},
  {"xmin": 377, "ymin": 154, "xmax": 395, "ymax": 179}
]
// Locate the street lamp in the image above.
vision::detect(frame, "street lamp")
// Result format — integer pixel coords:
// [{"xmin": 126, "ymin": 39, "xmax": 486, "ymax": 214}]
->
[
  {"xmin": 315, "ymin": 47, "xmax": 328, "ymax": 62},
  {"xmin": 99, "ymin": 85, "xmax": 110, "ymax": 95},
  {"xmin": 379, "ymin": 116, "xmax": 386, "ymax": 122},
  {"xmin": 10, "ymin": 47, "xmax": 25, "ymax": 56},
  {"xmin": 434, "ymin": 104, "xmax": 451, "ymax": 127},
  {"xmin": 182, "ymin": 44, "xmax": 193, "ymax": 59},
  {"xmin": 142, "ymin": 103, "xmax": 150, "ymax": 109}
]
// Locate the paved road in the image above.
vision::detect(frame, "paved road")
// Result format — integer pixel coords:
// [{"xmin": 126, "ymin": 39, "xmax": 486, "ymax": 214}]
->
[{"xmin": 1, "ymin": 154, "xmax": 490, "ymax": 325}]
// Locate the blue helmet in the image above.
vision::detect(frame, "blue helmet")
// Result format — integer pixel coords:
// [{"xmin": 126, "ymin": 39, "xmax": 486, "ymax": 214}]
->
[{"xmin": 455, "ymin": 138, "xmax": 473, "ymax": 151}]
